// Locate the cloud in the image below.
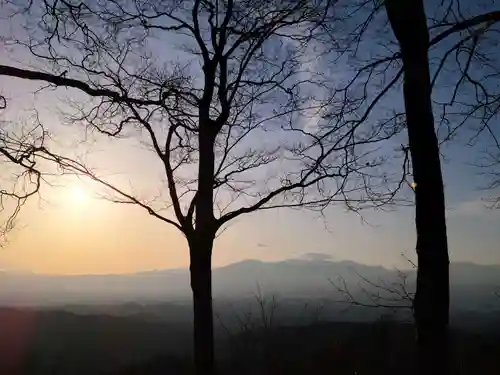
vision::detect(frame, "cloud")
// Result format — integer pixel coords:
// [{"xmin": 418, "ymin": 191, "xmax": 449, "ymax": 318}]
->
[{"xmin": 300, "ymin": 252, "xmax": 334, "ymax": 262}]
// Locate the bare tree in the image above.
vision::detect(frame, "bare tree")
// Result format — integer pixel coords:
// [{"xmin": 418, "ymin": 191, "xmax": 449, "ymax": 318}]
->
[
  {"xmin": 0, "ymin": 1, "xmax": 406, "ymax": 373},
  {"xmin": 330, "ymin": 267, "xmax": 414, "ymax": 315},
  {"xmin": 217, "ymin": 287, "xmax": 280, "ymax": 371},
  {"xmin": 384, "ymin": 2, "xmax": 450, "ymax": 374},
  {"xmin": 1, "ymin": 2, "xmax": 496, "ymax": 374},
  {"xmin": 312, "ymin": 1, "xmax": 500, "ymax": 373}
]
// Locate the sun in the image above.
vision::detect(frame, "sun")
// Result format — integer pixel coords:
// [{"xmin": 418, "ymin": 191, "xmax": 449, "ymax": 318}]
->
[{"xmin": 69, "ymin": 186, "xmax": 88, "ymax": 204}]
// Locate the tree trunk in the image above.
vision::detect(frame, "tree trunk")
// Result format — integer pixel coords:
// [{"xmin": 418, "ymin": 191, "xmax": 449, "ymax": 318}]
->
[
  {"xmin": 385, "ymin": 1, "xmax": 450, "ymax": 374},
  {"xmin": 190, "ymin": 117, "xmax": 217, "ymax": 375},
  {"xmin": 189, "ymin": 237, "xmax": 215, "ymax": 375}
]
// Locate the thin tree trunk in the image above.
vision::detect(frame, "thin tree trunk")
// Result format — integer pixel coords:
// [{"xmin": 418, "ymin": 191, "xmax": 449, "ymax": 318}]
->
[
  {"xmin": 189, "ymin": 237, "xmax": 215, "ymax": 375},
  {"xmin": 385, "ymin": 1, "xmax": 450, "ymax": 374}
]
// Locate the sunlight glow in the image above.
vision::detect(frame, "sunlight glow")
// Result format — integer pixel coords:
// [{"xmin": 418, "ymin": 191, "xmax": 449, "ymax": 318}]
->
[{"xmin": 69, "ymin": 186, "xmax": 88, "ymax": 204}]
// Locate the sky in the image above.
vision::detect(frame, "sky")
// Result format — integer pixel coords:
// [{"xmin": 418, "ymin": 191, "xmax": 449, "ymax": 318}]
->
[
  {"xmin": 1, "ymin": 164, "xmax": 499, "ymax": 275},
  {"xmin": 0, "ymin": 97, "xmax": 498, "ymax": 276},
  {"xmin": 0, "ymin": 1, "xmax": 500, "ymax": 275}
]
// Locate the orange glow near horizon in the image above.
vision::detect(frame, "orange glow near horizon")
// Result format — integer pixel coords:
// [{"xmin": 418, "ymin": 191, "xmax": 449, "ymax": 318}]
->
[
  {"xmin": 0, "ymin": 181, "xmax": 190, "ymax": 275},
  {"xmin": 1, "ymin": 171, "xmax": 499, "ymax": 275}
]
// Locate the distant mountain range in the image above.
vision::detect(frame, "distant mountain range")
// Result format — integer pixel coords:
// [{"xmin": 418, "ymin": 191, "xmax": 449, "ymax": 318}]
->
[
  {"xmin": 2, "ymin": 259, "xmax": 500, "ymax": 314},
  {"xmin": 1, "ymin": 260, "xmax": 499, "ymax": 374}
]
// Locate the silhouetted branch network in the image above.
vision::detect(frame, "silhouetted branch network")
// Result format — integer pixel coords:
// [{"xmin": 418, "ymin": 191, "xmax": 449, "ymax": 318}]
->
[
  {"xmin": 329, "ymin": 268, "xmax": 414, "ymax": 314},
  {"xmin": 0, "ymin": 95, "xmax": 46, "ymax": 238},
  {"xmin": 0, "ymin": 0, "xmax": 414, "ymax": 237},
  {"xmin": 317, "ymin": 0, "xmax": 500, "ymax": 202},
  {"xmin": 329, "ymin": 254, "xmax": 417, "ymax": 315}
]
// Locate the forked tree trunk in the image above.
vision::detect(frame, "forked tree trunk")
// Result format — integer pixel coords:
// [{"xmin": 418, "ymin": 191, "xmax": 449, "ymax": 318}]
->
[{"xmin": 385, "ymin": 1, "xmax": 450, "ymax": 374}]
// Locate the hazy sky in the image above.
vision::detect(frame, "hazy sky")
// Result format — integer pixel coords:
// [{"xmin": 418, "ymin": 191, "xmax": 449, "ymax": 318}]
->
[
  {"xmin": 1, "ymin": 1, "xmax": 500, "ymax": 275},
  {"xmin": 1, "ymin": 112, "xmax": 499, "ymax": 275},
  {"xmin": 2, "ymin": 173, "xmax": 499, "ymax": 275}
]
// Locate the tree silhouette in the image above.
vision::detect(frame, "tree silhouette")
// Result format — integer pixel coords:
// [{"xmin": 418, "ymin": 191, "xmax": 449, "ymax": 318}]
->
[
  {"xmin": 0, "ymin": 1, "xmax": 405, "ymax": 373},
  {"xmin": 330, "ymin": 266, "xmax": 414, "ymax": 314},
  {"xmin": 385, "ymin": 1, "xmax": 450, "ymax": 374},
  {"xmin": 318, "ymin": 1, "xmax": 500, "ymax": 373}
]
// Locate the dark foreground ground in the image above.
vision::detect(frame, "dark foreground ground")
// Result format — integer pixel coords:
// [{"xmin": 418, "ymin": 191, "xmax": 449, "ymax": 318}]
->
[
  {"xmin": 0, "ymin": 307, "xmax": 499, "ymax": 375},
  {"xmin": 115, "ymin": 322, "xmax": 500, "ymax": 375}
]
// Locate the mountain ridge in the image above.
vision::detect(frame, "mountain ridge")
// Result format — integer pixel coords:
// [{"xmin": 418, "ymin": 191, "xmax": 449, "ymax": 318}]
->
[
  {"xmin": 3, "ymin": 258, "xmax": 500, "ymax": 277},
  {"xmin": 1, "ymin": 259, "xmax": 500, "ymax": 312}
]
